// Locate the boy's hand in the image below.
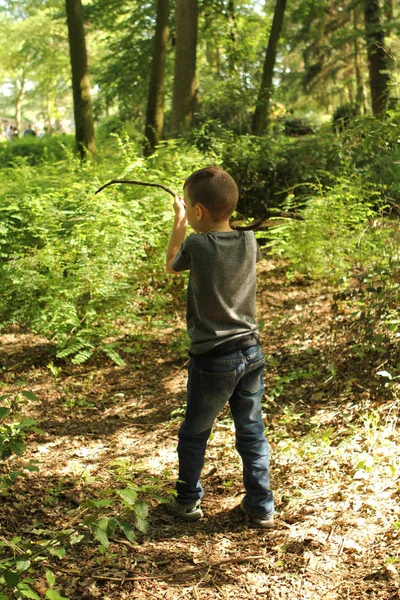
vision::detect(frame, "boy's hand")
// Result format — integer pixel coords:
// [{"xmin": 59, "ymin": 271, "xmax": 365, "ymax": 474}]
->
[
  {"xmin": 173, "ymin": 195, "xmax": 187, "ymax": 224},
  {"xmin": 166, "ymin": 195, "xmax": 187, "ymax": 274}
]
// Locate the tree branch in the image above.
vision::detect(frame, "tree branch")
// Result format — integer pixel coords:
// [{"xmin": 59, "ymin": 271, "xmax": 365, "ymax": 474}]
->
[
  {"xmin": 94, "ymin": 179, "xmax": 304, "ymax": 228},
  {"xmin": 95, "ymin": 179, "xmax": 177, "ymax": 197}
]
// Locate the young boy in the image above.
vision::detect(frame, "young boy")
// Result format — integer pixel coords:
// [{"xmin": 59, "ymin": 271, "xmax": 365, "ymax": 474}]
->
[{"xmin": 165, "ymin": 166, "xmax": 274, "ymax": 528}]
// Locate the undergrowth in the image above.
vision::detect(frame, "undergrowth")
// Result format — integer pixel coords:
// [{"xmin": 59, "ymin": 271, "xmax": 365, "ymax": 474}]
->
[{"xmin": 0, "ymin": 119, "xmax": 399, "ymax": 365}]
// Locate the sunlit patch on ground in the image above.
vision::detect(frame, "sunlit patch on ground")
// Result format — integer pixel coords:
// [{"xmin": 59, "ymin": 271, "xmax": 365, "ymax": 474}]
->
[{"xmin": 1, "ymin": 265, "xmax": 399, "ymax": 599}]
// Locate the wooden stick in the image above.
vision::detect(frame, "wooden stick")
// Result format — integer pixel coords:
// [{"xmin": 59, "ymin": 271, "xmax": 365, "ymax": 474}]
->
[
  {"xmin": 49, "ymin": 554, "xmax": 266, "ymax": 582},
  {"xmin": 95, "ymin": 179, "xmax": 177, "ymax": 197},
  {"xmin": 233, "ymin": 210, "xmax": 304, "ymax": 229},
  {"xmin": 94, "ymin": 179, "xmax": 304, "ymax": 229}
]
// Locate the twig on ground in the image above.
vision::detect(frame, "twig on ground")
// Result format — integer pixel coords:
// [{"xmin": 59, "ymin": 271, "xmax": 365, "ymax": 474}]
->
[{"xmin": 48, "ymin": 554, "xmax": 267, "ymax": 583}]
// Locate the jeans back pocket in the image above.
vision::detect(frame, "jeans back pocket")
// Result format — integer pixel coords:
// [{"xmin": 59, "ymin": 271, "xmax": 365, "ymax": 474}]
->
[
  {"xmin": 200, "ymin": 369, "xmax": 237, "ymax": 405},
  {"xmin": 240, "ymin": 358, "xmax": 265, "ymax": 394}
]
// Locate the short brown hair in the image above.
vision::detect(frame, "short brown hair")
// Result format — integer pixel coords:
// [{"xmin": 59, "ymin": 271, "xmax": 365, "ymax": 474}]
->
[{"xmin": 184, "ymin": 167, "xmax": 239, "ymax": 221}]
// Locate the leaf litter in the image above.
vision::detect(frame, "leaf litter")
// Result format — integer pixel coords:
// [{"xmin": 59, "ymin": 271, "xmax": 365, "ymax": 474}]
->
[{"xmin": 0, "ymin": 260, "xmax": 399, "ymax": 600}]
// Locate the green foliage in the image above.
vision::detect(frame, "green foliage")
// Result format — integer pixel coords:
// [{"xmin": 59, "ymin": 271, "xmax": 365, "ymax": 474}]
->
[
  {"xmin": 281, "ymin": 116, "xmax": 316, "ymax": 136},
  {"xmin": 216, "ymin": 115, "xmax": 399, "ymax": 217},
  {"xmin": 82, "ymin": 460, "xmax": 173, "ymax": 548},
  {"xmin": 0, "ymin": 140, "xmax": 203, "ymax": 363},
  {"xmin": 88, "ymin": 0, "xmax": 157, "ymax": 121},
  {"xmin": 267, "ymin": 175, "xmax": 381, "ymax": 279},
  {"xmin": 0, "ymin": 136, "xmax": 75, "ymax": 167},
  {"xmin": 0, "ymin": 529, "xmax": 73, "ymax": 599},
  {"xmin": 0, "ymin": 389, "xmax": 41, "ymax": 489},
  {"xmin": 268, "ymin": 367, "xmax": 320, "ymax": 399},
  {"xmin": 220, "ymin": 133, "xmax": 342, "ymax": 215},
  {"xmin": 94, "ymin": 115, "xmax": 125, "ymax": 145},
  {"xmin": 332, "ymin": 103, "xmax": 359, "ymax": 131}
]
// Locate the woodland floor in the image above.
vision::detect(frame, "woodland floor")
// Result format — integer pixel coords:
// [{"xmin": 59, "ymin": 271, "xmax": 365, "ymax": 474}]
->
[{"xmin": 1, "ymin": 260, "xmax": 399, "ymax": 600}]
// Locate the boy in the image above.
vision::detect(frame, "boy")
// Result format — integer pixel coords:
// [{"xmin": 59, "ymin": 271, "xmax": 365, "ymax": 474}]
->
[{"xmin": 165, "ymin": 166, "xmax": 274, "ymax": 528}]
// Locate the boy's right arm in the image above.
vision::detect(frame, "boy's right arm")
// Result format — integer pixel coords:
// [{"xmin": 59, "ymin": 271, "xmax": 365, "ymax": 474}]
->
[{"xmin": 166, "ymin": 195, "xmax": 187, "ymax": 274}]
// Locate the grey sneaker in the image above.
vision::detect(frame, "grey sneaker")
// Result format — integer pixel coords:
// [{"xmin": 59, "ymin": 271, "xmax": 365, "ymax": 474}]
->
[
  {"xmin": 166, "ymin": 497, "xmax": 203, "ymax": 522},
  {"xmin": 240, "ymin": 499, "xmax": 274, "ymax": 529}
]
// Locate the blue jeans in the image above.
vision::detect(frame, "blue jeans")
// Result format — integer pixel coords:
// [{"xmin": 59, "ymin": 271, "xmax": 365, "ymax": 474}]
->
[{"xmin": 176, "ymin": 344, "xmax": 274, "ymax": 519}]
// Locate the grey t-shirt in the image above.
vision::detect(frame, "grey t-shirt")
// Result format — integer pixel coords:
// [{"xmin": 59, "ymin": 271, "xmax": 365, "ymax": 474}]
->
[{"xmin": 172, "ymin": 230, "xmax": 261, "ymax": 355}]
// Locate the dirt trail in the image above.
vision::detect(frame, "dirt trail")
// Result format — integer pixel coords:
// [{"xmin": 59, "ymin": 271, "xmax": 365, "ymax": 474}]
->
[{"xmin": 1, "ymin": 261, "xmax": 399, "ymax": 599}]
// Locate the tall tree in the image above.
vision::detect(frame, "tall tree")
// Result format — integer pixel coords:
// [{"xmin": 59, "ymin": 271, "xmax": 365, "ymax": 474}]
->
[
  {"xmin": 364, "ymin": 0, "xmax": 390, "ymax": 116},
  {"xmin": 171, "ymin": 0, "xmax": 198, "ymax": 135},
  {"xmin": 353, "ymin": 3, "xmax": 367, "ymax": 113},
  {"xmin": 143, "ymin": 0, "xmax": 170, "ymax": 156},
  {"xmin": 87, "ymin": 1, "xmax": 156, "ymax": 123},
  {"xmin": 251, "ymin": 0, "xmax": 287, "ymax": 135},
  {"xmin": 65, "ymin": 0, "xmax": 97, "ymax": 158}
]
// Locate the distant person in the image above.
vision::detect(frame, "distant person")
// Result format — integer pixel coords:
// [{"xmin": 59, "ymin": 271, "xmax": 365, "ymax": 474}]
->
[
  {"xmin": 6, "ymin": 125, "xmax": 14, "ymax": 141},
  {"xmin": 165, "ymin": 167, "xmax": 274, "ymax": 528},
  {"xmin": 12, "ymin": 126, "xmax": 18, "ymax": 139},
  {"xmin": 23, "ymin": 125, "xmax": 36, "ymax": 137}
]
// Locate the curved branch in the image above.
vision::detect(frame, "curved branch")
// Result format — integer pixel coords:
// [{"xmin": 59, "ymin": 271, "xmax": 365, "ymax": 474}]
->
[
  {"xmin": 94, "ymin": 178, "xmax": 304, "ymax": 229},
  {"xmin": 95, "ymin": 179, "xmax": 177, "ymax": 197},
  {"xmin": 233, "ymin": 210, "xmax": 304, "ymax": 230}
]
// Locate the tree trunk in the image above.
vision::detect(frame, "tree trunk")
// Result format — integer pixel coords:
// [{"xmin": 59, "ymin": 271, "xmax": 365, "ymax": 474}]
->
[
  {"xmin": 364, "ymin": 0, "xmax": 390, "ymax": 117},
  {"xmin": 143, "ymin": 0, "xmax": 170, "ymax": 157},
  {"xmin": 15, "ymin": 78, "xmax": 26, "ymax": 134},
  {"xmin": 353, "ymin": 6, "xmax": 367, "ymax": 113},
  {"xmin": 46, "ymin": 84, "xmax": 53, "ymax": 134},
  {"xmin": 65, "ymin": 0, "xmax": 97, "ymax": 159},
  {"xmin": 171, "ymin": 0, "xmax": 198, "ymax": 135},
  {"xmin": 227, "ymin": 0, "xmax": 237, "ymax": 73},
  {"xmin": 251, "ymin": 0, "xmax": 287, "ymax": 136}
]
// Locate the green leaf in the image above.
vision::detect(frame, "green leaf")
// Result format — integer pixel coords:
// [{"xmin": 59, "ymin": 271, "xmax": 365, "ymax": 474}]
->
[
  {"xmin": 97, "ymin": 517, "xmax": 109, "ymax": 531},
  {"xmin": 21, "ymin": 391, "xmax": 39, "ymax": 402},
  {"xmin": 0, "ymin": 407, "xmax": 10, "ymax": 420},
  {"xmin": 83, "ymin": 498, "xmax": 113, "ymax": 509},
  {"xmin": 45, "ymin": 590, "xmax": 68, "ymax": 600},
  {"xmin": 49, "ymin": 547, "xmax": 66, "ymax": 559},
  {"xmin": 25, "ymin": 462, "xmax": 39, "ymax": 473},
  {"xmin": 4, "ymin": 570, "xmax": 20, "ymax": 587},
  {"xmin": 117, "ymin": 519, "xmax": 136, "ymax": 543},
  {"xmin": 102, "ymin": 346, "xmax": 126, "ymax": 367},
  {"xmin": 17, "ymin": 582, "xmax": 40, "ymax": 600},
  {"xmin": 119, "ymin": 488, "xmax": 137, "ymax": 506},
  {"xmin": 134, "ymin": 501, "xmax": 148, "ymax": 519},
  {"xmin": 91, "ymin": 524, "xmax": 109, "ymax": 548},
  {"xmin": 69, "ymin": 533, "xmax": 84, "ymax": 546},
  {"xmin": 133, "ymin": 514, "xmax": 149, "ymax": 534},
  {"xmin": 16, "ymin": 559, "xmax": 31, "ymax": 572},
  {"xmin": 45, "ymin": 570, "xmax": 56, "ymax": 587},
  {"xmin": 10, "ymin": 441, "xmax": 25, "ymax": 456}
]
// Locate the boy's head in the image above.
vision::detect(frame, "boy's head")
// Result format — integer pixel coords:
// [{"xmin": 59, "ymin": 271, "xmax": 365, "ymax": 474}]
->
[{"xmin": 183, "ymin": 167, "xmax": 238, "ymax": 222}]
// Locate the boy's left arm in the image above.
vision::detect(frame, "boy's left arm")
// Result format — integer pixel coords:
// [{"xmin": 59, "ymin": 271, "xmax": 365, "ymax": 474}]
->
[{"xmin": 166, "ymin": 195, "xmax": 187, "ymax": 274}]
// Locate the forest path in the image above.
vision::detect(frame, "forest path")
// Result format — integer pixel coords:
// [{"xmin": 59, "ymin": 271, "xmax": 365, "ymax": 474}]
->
[{"xmin": 1, "ymin": 261, "xmax": 399, "ymax": 600}]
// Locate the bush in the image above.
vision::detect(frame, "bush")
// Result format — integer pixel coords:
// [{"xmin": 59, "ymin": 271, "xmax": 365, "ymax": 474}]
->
[
  {"xmin": 267, "ymin": 173, "xmax": 387, "ymax": 281},
  {"xmin": 282, "ymin": 117, "xmax": 315, "ymax": 136},
  {"xmin": 0, "ymin": 389, "xmax": 40, "ymax": 490},
  {"xmin": 0, "ymin": 135, "xmax": 76, "ymax": 166},
  {"xmin": 332, "ymin": 103, "xmax": 359, "ymax": 132},
  {"xmin": 0, "ymin": 140, "xmax": 204, "ymax": 364},
  {"xmin": 95, "ymin": 115, "xmax": 126, "ymax": 146},
  {"xmin": 219, "ymin": 115, "xmax": 399, "ymax": 218},
  {"xmin": 220, "ymin": 134, "xmax": 342, "ymax": 216}
]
